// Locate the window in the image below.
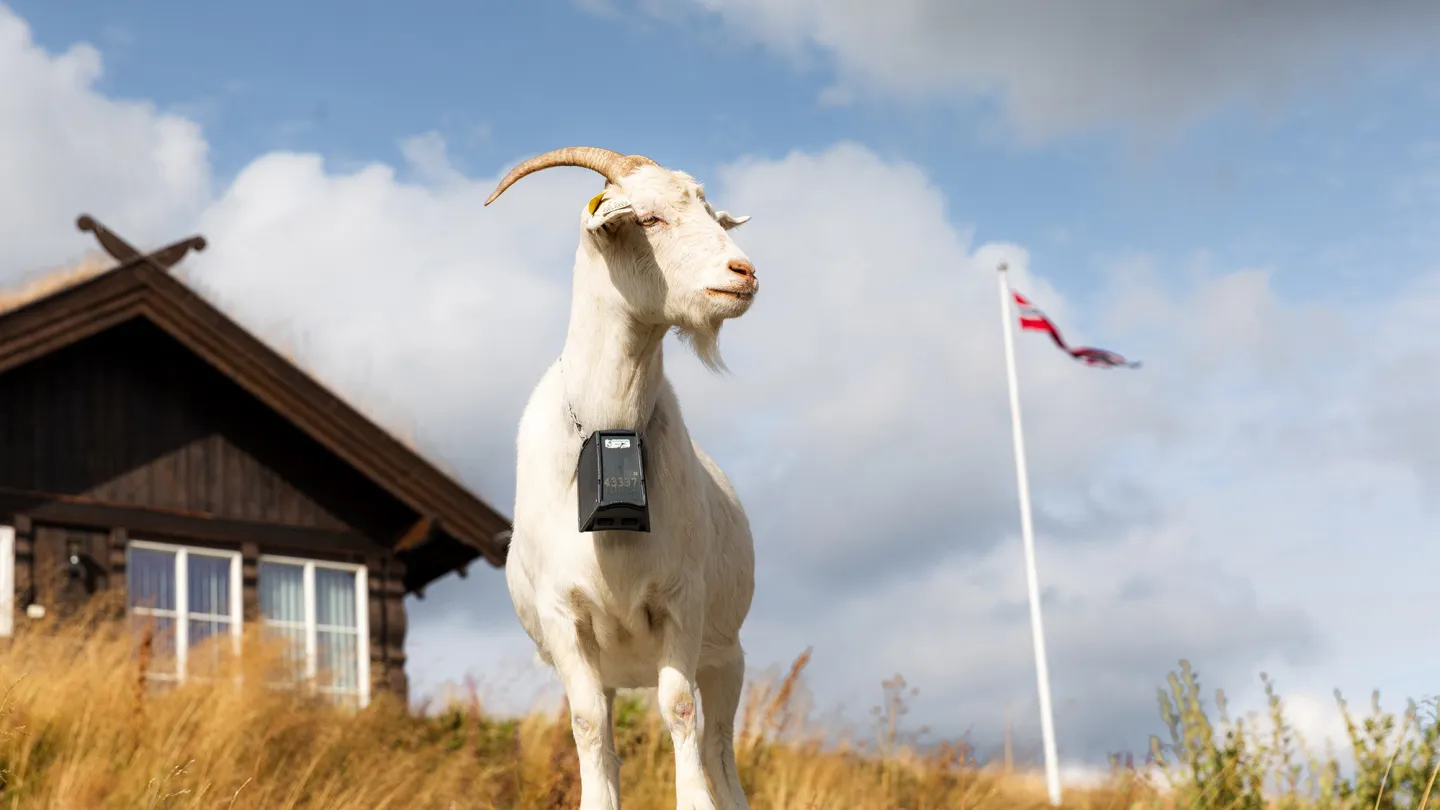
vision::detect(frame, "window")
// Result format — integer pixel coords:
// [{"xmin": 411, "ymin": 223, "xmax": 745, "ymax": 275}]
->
[
  {"xmin": 258, "ymin": 556, "xmax": 369, "ymax": 708},
  {"xmin": 126, "ymin": 541, "xmax": 242, "ymax": 682},
  {"xmin": 0, "ymin": 525, "xmax": 13, "ymax": 638}
]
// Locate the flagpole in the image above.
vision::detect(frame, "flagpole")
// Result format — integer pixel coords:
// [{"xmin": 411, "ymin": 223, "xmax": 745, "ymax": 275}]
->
[{"xmin": 995, "ymin": 260, "xmax": 1062, "ymax": 806}]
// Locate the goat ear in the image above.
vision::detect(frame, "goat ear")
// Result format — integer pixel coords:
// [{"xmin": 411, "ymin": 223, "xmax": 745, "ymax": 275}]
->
[
  {"xmin": 715, "ymin": 210, "xmax": 751, "ymax": 230},
  {"xmin": 585, "ymin": 193, "xmax": 636, "ymax": 232}
]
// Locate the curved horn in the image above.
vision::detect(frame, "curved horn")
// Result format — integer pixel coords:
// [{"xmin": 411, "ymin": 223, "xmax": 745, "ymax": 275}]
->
[{"xmin": 484, "ymin": 146, "xmax": 658, "ymax": 206}]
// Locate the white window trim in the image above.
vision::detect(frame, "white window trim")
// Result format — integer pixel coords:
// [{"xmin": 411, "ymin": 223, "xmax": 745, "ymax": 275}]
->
[
  {"xmin": 258, "ymin": 554, "xmax": 370, "ymax": 709},
  {"xmin": 126, "ymin": 539, "xmax": 243, "ymax": 683},
  {"xmin": 0, "ymin": 525, "xmax": 13, "ymax": 638}
]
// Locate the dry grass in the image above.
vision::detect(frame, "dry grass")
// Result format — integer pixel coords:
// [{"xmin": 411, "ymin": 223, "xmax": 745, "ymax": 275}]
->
[
  {"xmin": 0, "ymin": 606, "xmax": 1144, "ymax": 810},
  {"xmin": 0, "ymin": 606, "xmax": 1432, "ymax": 808}
]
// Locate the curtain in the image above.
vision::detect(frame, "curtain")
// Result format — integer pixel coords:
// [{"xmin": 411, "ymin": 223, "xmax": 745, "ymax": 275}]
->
[
  {"xmin": 258, "ymin": 561, "xmax": 304, "ymax": 622},
  {"xmin": 315, "ymin": 567, "xmax": 358, "ymax": 694},
  {"xmin": 127, "ymin": 547, "xmax": 175, "ymax": 612},
  {"xmin": 259, "ymin": 561, "xmax": 306, "ymax": 681},
  {"xmin": 187, "ymin": 553, "xmax": 233, "ymax": 674},
  {"xmin": 128, "ymin": 547, "xmax": 178, "ymax": 674}
]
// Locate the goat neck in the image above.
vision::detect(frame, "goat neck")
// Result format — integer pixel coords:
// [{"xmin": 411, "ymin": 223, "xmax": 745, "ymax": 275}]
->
[{"xmin": 558, "ymin": 257, "xmax": 669, "ymax": 434}]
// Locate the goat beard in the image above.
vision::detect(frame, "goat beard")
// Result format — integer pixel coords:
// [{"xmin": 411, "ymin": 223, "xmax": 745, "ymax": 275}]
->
[{"xmin": 674, "ymin": 320, "xmax": 727, "ymax": 374}]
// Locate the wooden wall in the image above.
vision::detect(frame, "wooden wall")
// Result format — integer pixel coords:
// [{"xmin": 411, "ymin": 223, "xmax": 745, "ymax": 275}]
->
[
  {"xmin": 0, "ymin": 318, "xmax": 421, "ymax": 702},
  {"xmin": 0, "ymin": 318, "xmax": 417, "ymax": 537}
]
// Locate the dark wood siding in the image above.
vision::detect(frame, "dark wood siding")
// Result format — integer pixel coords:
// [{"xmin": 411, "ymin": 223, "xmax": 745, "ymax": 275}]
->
[
  {"xmin": 19, "ymin": 523, "xmax": 113, "ymax": 625},
  {"xmin": 377, "ymin": 556, "xmax": 410, "ymax": 699},
  {"xmin": 0, "ymin": 317, "xmax": 416, "ymax": 541}
]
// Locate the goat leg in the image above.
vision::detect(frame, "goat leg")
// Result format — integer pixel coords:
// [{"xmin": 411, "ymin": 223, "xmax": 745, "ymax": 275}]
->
[
  {"xmin": 656, "ymin": 605, "xmax": 718, "ymax": 810},
  {"xmin": 698, "ymin": 647, "xmax": 750, "ymax": 810},
  {"xmin": 540, "ymin": 609, "xmax": 621, "ymax": 810}
]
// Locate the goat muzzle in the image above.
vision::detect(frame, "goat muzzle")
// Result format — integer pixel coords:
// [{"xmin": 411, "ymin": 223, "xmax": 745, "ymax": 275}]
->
[{"xmin": 727, "ymin": 259, "xmax": 756, "ymax": 279}]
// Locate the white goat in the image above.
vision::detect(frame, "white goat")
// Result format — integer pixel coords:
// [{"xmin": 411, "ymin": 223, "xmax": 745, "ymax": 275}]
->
[{"xmin": 487, "ymin": 147, "xmax": 759, "ymax": 810}]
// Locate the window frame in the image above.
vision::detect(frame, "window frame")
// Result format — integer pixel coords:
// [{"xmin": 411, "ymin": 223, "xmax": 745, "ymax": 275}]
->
[
  {"xmin": 0, "ymin": 525, "xmax": 13, "ymax": 638},
  {"xmin": 257, "ymin": 553, "xmax": 370, "ymax": 709},
  {"xmin": 125, "ymin": 539, "xmax": 243, "ymax": 683}
]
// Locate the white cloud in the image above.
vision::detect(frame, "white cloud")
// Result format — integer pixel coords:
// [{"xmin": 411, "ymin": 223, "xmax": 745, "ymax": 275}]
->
[
  {"xmin": 0, "ymin": 7, "xmax": 209, "ymax": 277},
  {"xmin": 5, "ymin": 1, "xmax": 1440, "ymax": 769},
  {"xmin": 614, "ymin": 0, "xmax": 1440, "ymax": 142}
]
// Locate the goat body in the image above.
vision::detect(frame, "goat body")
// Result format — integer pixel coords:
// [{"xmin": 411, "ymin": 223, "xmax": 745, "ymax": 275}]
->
[{"xmin": 489, "ymin": 147, "xmax": 760, "ymax": 810}]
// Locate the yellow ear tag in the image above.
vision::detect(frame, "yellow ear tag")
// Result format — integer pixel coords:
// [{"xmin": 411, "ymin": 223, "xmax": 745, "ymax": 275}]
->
[{"xmin": 587, "ymin": 192, "xmax": 607, "ymax": 215}]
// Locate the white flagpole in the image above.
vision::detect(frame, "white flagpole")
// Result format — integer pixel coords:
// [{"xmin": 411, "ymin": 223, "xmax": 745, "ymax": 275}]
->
[{"xmin": 995, "ymin": 260, "xmax": 1062, "ymax": 806}]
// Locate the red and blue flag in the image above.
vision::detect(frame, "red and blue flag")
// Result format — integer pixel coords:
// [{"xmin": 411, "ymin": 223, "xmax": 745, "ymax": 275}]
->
[{"xmin": 1013, "ymin": 291, "xmax": 1141, "ymax": 369}]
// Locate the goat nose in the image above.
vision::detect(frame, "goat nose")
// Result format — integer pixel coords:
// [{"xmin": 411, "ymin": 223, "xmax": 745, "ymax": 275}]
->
[{"xmin": 728, "ymin": 259, "xmax": 756, "ymax": 278}]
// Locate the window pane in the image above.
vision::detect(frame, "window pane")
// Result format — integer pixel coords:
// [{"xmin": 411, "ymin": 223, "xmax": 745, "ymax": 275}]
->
[
  {"xmin": 188, "ymin": 618, "xmax": 231, "ymax": 647},
  {"xmin": 131, "ymin": 613, "xmax": 177, "ymax": 674},
  {"xmin": 262, "ymin": 622, "xmax": 307, "ymax": 683},
  {"xmin": 317, "ymin": 629, "xmax": 359, "ymax": 692},
  {"xmin": 188, "ymin": 554, "xmax": 232, "ymax": 616},
  {"xmin": 259, "ymin": 561, "xmax": 304, "ymax": 622},
  {"xmin": 325, "ymin": 692, "xmax": 361, "ymax": 709},
  {"xmin": 315, "ymin": 567, "xmax": 357, "ymax": 628},
  {"xmin": 128, "ymin": 548, "xmax": 175, "ymax": 611},
  {"xmin": 188, "ymin": 618, "xmax": 232, "ymax": 675}
]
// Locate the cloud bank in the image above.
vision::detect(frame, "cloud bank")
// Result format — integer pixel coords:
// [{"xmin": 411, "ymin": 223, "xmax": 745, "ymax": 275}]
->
[{"xmin": 610, "ymin": 0, "xmax": 1440, "ymax": 142}]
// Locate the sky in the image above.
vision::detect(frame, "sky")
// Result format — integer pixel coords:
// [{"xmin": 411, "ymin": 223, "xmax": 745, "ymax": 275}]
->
[{"xmin": 4, "ymin": 0, "xmax": 1440, "ymax": 777}]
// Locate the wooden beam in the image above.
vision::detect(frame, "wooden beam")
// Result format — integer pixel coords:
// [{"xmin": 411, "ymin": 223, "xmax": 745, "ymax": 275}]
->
[
  {"xmin": 394, "ymin": 515, "xmax": 435, "ymax": 552},
  {"xmin": 0, "ymin": 487, "xmax": 386, "ymax": 559},
  {"xmin": 75, "ymin": 214, "xmax": 207, "ymax": 273},
  {"xmin": 107, "ymin": 527, "xmax": 128, "ymax": 575},
  {"xmin": 0, "ymin": 279, "xmax": 148, "ymax": 375}
]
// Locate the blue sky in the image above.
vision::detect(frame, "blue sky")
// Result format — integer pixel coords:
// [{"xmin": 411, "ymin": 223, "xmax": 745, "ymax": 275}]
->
[
  {"xmin": 6, "ymin": 0, "xmax": 1440, "ymax": 778},
  {"xmin": 14, "ymin": 0, "xmax": 1438, "ymax": 306}
]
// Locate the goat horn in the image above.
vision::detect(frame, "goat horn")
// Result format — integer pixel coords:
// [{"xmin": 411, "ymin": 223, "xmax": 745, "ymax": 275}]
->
[{"xmin": 484, "ymin": 147, "xmax": 657, "ymax": 206}]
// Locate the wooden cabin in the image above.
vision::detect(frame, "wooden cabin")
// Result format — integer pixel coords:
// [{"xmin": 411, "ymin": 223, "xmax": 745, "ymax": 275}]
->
[{"xmin": 0, "ymin": 217, "xmax": 511, "ymax": 708}]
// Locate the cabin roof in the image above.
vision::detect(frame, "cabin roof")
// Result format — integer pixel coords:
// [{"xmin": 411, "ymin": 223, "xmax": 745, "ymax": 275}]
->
[{"xmin": 0, "ymin": 219, "xmax": 511, "ymax": 592}]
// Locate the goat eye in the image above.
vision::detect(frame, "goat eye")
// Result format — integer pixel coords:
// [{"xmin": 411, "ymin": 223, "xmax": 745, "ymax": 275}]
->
[{"xmin": 639, "ymin": 215, "xmax": 661, "ymax": 227}]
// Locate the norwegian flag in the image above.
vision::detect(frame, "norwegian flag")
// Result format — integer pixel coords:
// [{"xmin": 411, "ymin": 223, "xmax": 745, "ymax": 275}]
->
[{"xmin": 1013, "ymin": 291, "xmax": 1140, "ymax": 369}]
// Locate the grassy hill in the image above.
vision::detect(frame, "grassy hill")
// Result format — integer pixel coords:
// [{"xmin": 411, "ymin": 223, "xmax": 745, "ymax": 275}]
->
[{"xmin": 0, "ymin": 607, "xmax": 1434, "ymax": 809}]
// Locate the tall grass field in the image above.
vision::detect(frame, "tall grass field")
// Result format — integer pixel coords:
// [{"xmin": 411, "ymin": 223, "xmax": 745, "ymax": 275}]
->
[{"xmin": 0, "ymin": 603, "xmax": 1434, "ymax": 808}]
